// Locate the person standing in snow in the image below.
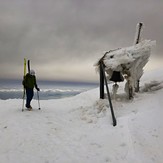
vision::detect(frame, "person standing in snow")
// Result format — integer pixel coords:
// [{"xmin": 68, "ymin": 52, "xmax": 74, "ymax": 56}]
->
[{"xmin": 22, "ymin": 69, "xmax": 40, "ymax": 110}]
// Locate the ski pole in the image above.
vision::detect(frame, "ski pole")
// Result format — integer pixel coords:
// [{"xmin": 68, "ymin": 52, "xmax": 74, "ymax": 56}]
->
[
  {"xmin": 22, "ymin": 88, "xmax": 25, "ymax": 111},
  {"xmin": 37, "ymin": 90, "xmax": 41, "ymax": 110}
]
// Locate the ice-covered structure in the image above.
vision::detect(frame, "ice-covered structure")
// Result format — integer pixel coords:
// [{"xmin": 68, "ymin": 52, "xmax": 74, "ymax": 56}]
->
[{"xmin": 95, "ymin": 23, "xmax": 156, "ymax": 99}]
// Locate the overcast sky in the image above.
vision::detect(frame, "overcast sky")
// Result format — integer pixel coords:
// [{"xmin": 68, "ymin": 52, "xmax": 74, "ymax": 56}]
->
[{"xmin": 0, "ymin": 0, "xmax": 162, "ymax": 82}]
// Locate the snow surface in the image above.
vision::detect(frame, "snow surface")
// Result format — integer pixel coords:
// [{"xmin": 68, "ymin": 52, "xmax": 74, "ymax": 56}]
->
[{"xmin": 0, "ymin": 67, "xmax": 163, "ymax": 163}]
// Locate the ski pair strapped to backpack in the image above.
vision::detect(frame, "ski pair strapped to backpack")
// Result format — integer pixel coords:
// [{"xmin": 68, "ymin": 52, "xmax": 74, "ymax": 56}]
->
[
  {"xmin": 22, "ymin": 59, "xmax": 30, "ymax": 111},
  {"xmin": 22, "ymin": 58, "xmax": 29, "ymax": 111},
  {"xmin": 27, "ymin": 59, "xmax": 31, "ymax": 73},
  {"xmin": 22, "ymin": 58, "xmax": 27, "ymax": 111}
]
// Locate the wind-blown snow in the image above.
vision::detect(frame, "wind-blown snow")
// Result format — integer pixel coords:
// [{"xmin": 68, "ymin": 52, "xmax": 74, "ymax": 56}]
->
[
  {"xmin": 103, "ymin": 40, "xmax": 155, "ymax": 71},
  {"xmin": 0, "ymin": 67, "xmax": 163, "ymax": 163}
]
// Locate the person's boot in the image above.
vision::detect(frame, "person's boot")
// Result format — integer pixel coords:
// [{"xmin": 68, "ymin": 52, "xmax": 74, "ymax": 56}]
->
[{"xmin": 28, "ymin": 106, "xmax": 32, "ymax": 111}]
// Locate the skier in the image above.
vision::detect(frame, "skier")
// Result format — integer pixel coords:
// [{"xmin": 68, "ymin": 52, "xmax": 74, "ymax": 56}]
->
[{"xmin": 22, "ymin": 69, "xmax": 40, "ymax": 110}]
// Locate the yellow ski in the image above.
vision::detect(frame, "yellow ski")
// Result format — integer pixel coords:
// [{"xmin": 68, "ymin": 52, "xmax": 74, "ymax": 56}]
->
[{"xmin": 22, "ymin": 58, "xmax": 26, "ymax": 111}]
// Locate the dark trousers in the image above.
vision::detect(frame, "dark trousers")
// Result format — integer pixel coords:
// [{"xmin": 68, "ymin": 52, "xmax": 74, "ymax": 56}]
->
[{"xmin": 25, "ymin": 88, "xmax": 34, "ymax": 108}]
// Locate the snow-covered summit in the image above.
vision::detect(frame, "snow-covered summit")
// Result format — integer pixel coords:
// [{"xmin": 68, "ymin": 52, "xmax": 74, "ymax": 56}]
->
[{"xmin": 0, "ymin": 67, "xmax": 163, "ymax": 163}]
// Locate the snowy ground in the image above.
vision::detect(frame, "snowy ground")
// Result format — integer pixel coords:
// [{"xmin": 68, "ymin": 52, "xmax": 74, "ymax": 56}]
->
[{"xmin": 0, "ymin": 68, "xmax": 163, "ymax": 163}]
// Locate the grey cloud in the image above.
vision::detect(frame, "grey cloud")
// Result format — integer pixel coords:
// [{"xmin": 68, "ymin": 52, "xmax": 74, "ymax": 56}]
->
[{"xmin": 0, "ymin": 0, "xmax": 162, "ymax": 80}]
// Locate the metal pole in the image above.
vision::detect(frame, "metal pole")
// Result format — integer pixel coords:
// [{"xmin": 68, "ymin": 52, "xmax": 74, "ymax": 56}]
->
[
  {"xmin": 101, "ymin": 62, "xmax": 117, "ymax": 126},
  {"xmin": 37, "ymin": 91, "xmax": 41, "ymax": 110},
  {"xmin": 99, "ymin": 62, "xmax": 104, "ymax": 99},
  {"xmin": 135, "ymin": 22, "xmax": 143, "ymax": 92}
]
